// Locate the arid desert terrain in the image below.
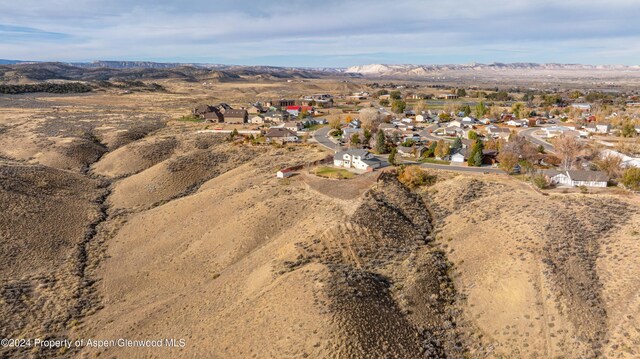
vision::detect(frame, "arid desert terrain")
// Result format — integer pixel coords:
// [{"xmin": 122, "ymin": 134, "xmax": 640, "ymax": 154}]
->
[{"xmin": 1, "ymin": 76, "xmax": 640, "ymax": 359}]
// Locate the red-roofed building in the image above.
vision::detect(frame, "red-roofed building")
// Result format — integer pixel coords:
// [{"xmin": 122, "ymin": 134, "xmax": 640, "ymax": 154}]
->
[
  {"xmin": 285, "ymin": 105, "xmax": 314, "ymax": 116},
  {"xmin": 286, "ymin": 105, "xmax": 314, "ymax": 112}
]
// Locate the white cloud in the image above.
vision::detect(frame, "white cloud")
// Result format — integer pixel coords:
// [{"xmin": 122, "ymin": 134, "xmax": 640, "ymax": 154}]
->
[{"xmin": 0, "ymin": 0, "xmax": 638, "ymax": 65}]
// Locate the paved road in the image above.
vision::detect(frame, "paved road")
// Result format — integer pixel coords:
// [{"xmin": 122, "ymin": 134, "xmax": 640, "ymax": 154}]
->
[
  {"xmin": 313, "ymin": 126, "xmax": 340, "ymax": 151},
  {"xmin": 398, "ymin": 159, "xmax": 505, "ymax": 174},
  {"xmin": 418, "ymin": 162, "xmax": 504, "ymax": 174},
  {"xmin": 420, "ymin": 130, "xmax": 445, "ymax": 143},
  {"xmin": 313, "ymin": 126, "xmax": 505, "ymax": 175},
  {"xmin": 519, "ymin": 127, "xmax": 555, "ymax": 153}
]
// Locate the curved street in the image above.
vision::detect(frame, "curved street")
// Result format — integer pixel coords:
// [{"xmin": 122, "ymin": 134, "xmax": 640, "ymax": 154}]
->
[{"xmin": 519, "ymin": 127, "xmax": 555, "ymax": 153}]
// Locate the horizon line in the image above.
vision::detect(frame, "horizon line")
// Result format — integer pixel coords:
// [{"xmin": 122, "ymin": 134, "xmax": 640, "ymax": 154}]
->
[{"xmin": 2, "ymin": 59, "xmax": 640, "ymax": 69}]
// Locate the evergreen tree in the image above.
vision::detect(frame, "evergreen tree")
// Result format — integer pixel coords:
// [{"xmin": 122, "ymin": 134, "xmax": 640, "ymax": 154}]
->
[
  {"xmin": 388, "ymin": 148, "xmax": 398, "ymax": 166},
  {"xmin": 350, "ymin": 133, "xmax": 361, "ymax": 146},
  {"xmin": 391, "ymin": 100, "xmax": 406, "ymax": 114},
  {"xmin": 363, "ymin": 128, "xmax": 372, "ymax": 144},
  {"xmin": 451, "ymin": 137, "xmax": 462, "ymax": 150},
  {"xmin": 473, "ymin": 151, "xmax": 483, "ymax": 167},
  {"xmin": 467, "ymin": 139, "xmax": 484, "ymax": 166},
  {"xmin": 475, "ymin": 101, "xmax": 487, "ymax": 118},
  {"xmin": 375, "ymin": 130, "xmax": 387, "ymax": 153},
  {"xmin": 461, "ymin": 104, "xmax": 471, "ymax": 116}
]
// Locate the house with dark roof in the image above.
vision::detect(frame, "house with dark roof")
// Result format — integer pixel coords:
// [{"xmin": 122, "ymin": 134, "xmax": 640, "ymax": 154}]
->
[
  {"xmin": 203, "ymin": 109, "xmax": 224, "ymax": 122},
  {"xmin": 223, "ymin": 109, "xmax": 248, "ymax": 124},
  {"xmin": 333, "ymin": 149, "xmax": 381, "ymax": 171},
  {"xmin": 266, "ymin": 99, "xmax": 297, "ymax": 108},
  {"xmin": 193, "ymin": 104, "xmax": 224, "ymax": 122},
  {"xmin": 265, "ymin": 128, "xmax": 299, "ymax": 144},
  {"xmin": 193, "ymin": 103, "xmax": 247, "ymax": 123},
  {"xmin": 193, "ymin": 104, "xmax": 215, "ymax": 116}
]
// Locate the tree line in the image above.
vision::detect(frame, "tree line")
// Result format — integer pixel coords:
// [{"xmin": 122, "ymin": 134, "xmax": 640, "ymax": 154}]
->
[{"xmin": 0, "ymin": 82, "xmax": 93, "ymax": 94}]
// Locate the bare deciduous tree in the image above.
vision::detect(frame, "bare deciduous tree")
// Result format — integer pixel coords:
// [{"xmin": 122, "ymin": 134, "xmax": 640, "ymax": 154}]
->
[
  {"xmin": 594, "ymin": 154, "xmax": 623, "ymax": 179},
  {"xmin": 503, "ymin": 134, "xmax": 538, "ymax": 162},
  {"xmin": 413, "ymin": 101, "xmax": 428, "ymax": 114},
  {"xmin": 552, "ymin": 135, "xmax": 584, "ymax": 170},
  {"xmin": 358, "ymin": 108, "xmax": 384, "ymax": 131}
]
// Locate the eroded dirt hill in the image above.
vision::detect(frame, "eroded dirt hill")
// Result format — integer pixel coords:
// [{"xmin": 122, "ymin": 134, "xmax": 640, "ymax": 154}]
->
[
  {"xmin": 427, "ymin": 176, "xmax": 640, "ymax": 358},
  {"xmin": 3, "ymin": 96, "xmax": 640, "ymax": 358}
]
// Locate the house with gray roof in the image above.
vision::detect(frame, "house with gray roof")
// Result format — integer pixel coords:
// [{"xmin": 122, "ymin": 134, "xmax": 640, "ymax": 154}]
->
[
  {"xmin": 542, "ymin": 169, "xmax": 608, "ymax": 188},
  {"xmin": 265, "ymin": 128, "xmax": 299, "ymax": 144},
  {"xmin": 263, "ymin": 110, "xmax": 290, "ymax": 124},
  {"xmin": 333, "ymin": 149, "xmax": 381, "ymax": 171}
]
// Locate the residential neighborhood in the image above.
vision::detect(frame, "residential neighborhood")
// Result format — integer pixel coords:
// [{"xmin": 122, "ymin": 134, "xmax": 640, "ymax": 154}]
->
[{"xmin": 189, "ymin": 85, "xmax": 640, "ymax": 192}]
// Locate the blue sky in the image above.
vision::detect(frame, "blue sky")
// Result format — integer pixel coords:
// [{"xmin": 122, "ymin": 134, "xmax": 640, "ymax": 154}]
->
[{"xmin": 1, "ymin": 0, "xmax": 639, "ymax": 67}]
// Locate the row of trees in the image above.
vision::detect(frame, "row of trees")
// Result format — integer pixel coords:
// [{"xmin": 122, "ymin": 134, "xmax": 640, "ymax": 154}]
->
[{"xmin": 0, "ymin": 82, "xmax": 93, "ymax": 94}]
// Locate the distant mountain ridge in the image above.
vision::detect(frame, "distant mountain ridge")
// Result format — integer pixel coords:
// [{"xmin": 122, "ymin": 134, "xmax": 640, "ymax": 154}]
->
[
  {"xmin": 0, "ymin": 61, "xmax": 354, "ymax": 83},
  {"xmin": 3, "ymin": 59, "xmax": 640, "ymax": 83},
  {"xmin": 0, "ymin": 59, "xmax": 34, "ymax": 65},
  {"xmin": 345, "ymin": 63, "xmax": 640, "ymax": 76}
]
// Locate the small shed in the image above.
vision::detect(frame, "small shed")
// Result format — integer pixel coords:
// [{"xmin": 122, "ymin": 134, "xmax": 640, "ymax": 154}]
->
[{"xmin": 276, "ymin": 168, "xmax": 294, "ymax": 179}]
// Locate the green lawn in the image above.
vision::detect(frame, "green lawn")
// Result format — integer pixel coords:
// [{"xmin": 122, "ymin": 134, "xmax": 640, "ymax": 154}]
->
[
  {"xmin": 176, "ymin": 115, "xmax": 204, "ymax": 123},
  {"xmin": 313, "ymin": 166, "xmax": 356, "ymax": 179}
]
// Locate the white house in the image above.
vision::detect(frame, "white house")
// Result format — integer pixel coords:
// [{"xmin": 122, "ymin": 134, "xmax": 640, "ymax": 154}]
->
[
  {"xmin": 571, "ymin": 103, "xmax": 592, "ymax": 112},
  {"xmin": 276, "ymin": 168, "xmax": 294, "ymax": 178},
  {"xmin": 601, "ymin": 149, "xmax": 640, "ymax": 168},
  {"xmin": 283, "ymin": 121, "xmax": 303, "ymax": 132},
  {"xmin": 396, "ymin": 123, "xmax": 414, "ymax": 131},
  {"xmin": 461, "ymin": 116, "xmax": 476, "ymax": 127},
  {"xmin": 416, "ymin": 114, "xmax": 433, "ymax": 122},
  {"xmin": 542, "ymin": 169, "xmax": 608, "ymax": 188},
  {"xmin": 434, "ymin": 126, "xmax": 461, "ymax": 137},
  {"xmin": 450, "ymin": 148, "xmax": 466, "ymax": 163},
  {"xmin": 585, "ymin": 123, "xmax": 611, "ymax": 134},
  {"xmin": 449, "ymin": 119, "xmax": 463, "ymax": 128},
  {"xmin": 543, "ymin": 126, "xmax": 578, "ymax": 139},
  {"xmin": 333, "ymin": 149, "xmax": 381, "ymax": 171},
  {"xmin": 250, "ymin": 115, "xmax": 265, "ymax": 124},
  {"xmin": 506, "ymin": 119, "xmax": 528, "ymax": 127}
]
